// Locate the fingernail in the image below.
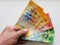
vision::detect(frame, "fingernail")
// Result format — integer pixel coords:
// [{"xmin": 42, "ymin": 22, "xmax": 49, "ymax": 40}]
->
[
  {"xmin": 20, "ymin": 29, "xmax": 27, "ymax": 34},
  {"xmin": 23, "ymin": 29, "xmax": 27, "ymax": 32}
]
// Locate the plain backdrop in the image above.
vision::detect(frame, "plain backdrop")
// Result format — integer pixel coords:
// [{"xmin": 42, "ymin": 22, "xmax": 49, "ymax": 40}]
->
[{"xmin": 0, "ymin": 0, "xmax": 60, "ymax": 45}]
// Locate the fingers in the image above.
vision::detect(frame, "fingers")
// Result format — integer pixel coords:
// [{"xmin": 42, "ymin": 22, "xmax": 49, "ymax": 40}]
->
[
  {"xmin": 3, "ymin": 26, "xmax": 27, "ymax": 38},
  {"xmin": 3, "ymin": 26, "xmax": 20, "ymax": 32},
  {"xmin": 8, "ymin": 26, "xmax": 20, "ymax": 31},
  {"xmin": 16, "ymin": 29, "xmax": 27, "ymax": 36},
  {"xmin": 4, "ymin": 26, "xmax": 27, "ymax": 35}
]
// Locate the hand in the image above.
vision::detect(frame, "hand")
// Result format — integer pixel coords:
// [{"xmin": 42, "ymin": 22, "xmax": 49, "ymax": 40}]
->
[{"xmin": 0, "ymin": 26, "xmax": 27, "ymax": 45}]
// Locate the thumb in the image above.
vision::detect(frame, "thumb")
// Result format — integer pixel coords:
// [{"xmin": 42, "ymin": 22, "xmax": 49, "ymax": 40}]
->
[{"xmin": 16, "ymin": 29, "xmax": 27, "ymax": 37}]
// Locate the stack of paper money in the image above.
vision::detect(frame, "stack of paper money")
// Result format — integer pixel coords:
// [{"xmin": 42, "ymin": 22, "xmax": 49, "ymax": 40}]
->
[{"xmin": 15, "ymin": 0, "xmax": 54, "ymax": 43}]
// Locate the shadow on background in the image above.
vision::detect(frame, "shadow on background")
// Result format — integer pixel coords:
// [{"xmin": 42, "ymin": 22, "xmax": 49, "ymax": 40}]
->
[{"xmin": 18, "ymin": 41, "xmax": 53, "ymax": 45}]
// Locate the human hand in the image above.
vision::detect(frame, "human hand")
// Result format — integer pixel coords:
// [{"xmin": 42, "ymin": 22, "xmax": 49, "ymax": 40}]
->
[{"xmin": 0, "ymin": 26, "xmax": 27, "ymax": 45}]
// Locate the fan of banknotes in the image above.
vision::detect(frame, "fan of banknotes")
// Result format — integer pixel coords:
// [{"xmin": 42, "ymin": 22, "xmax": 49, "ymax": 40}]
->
[{"xmin": 15, "ymin": 0, "xmax": 54, "ymax": 43}]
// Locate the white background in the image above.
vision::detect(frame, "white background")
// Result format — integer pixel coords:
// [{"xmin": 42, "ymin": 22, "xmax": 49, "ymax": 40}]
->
[{"xmin": 0, "ymin": 0, "xmax": 60, "ymax": 45}]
